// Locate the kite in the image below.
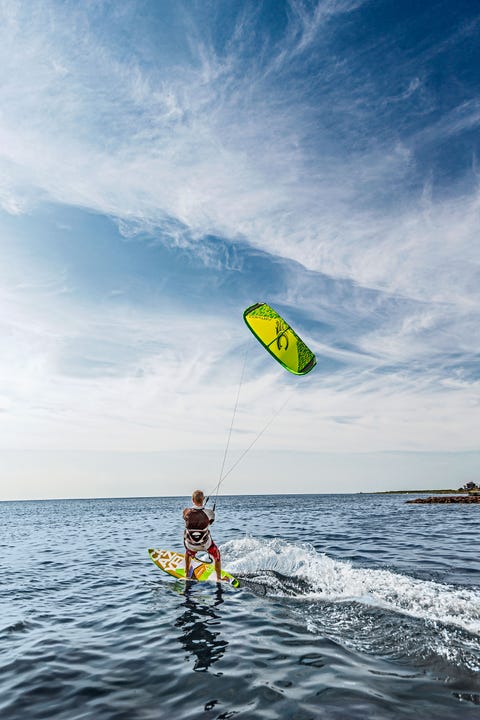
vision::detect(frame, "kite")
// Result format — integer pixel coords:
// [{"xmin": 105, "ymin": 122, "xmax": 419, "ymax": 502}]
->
[{"xmin": 243, "ymin": 302, "xmax": 316, "ymax": 375}]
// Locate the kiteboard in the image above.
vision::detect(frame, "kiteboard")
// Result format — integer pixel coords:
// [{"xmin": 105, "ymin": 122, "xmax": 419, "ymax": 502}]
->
[{"xmin": 148, "ymin": 549, "xmax": 240, "ymax": 588}]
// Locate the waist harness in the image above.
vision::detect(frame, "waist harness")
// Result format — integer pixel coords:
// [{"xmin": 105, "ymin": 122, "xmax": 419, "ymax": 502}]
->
[{"xmin": 184, "ymin": 508, "xmax": 212, "ymax": 550}]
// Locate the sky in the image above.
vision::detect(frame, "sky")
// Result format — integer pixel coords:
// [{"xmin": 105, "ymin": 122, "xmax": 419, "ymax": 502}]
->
[{"xmin": 1, "ymin": 0, "xmax": 479, "ymax": 500}]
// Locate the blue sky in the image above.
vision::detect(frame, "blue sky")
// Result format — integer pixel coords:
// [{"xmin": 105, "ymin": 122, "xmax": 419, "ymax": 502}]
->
[{"xmin": 1, "ymin": 0, "xmax": 479, "ymax": 499}]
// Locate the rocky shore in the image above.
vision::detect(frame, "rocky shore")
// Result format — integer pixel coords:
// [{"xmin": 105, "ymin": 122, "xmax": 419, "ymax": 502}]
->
[{"xmin": 406, "ymin": 495, "xmax": 480, "ymax": 504}]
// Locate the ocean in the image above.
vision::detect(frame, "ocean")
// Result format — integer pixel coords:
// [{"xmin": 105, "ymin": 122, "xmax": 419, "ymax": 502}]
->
[{"xmin": 0, "ymin": 494, "xmax": 479, "ymax": 719}]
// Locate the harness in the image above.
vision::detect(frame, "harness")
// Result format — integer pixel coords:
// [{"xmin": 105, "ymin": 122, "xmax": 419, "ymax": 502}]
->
[{"xmin": 184, "ymin": 507, "xmax": 212, "ymax": 551}]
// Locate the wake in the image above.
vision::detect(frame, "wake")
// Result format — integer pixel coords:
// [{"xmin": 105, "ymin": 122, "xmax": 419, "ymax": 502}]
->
[{"xmin": 222, "ymin": 536, "xmax": 480, "ymax": 636}]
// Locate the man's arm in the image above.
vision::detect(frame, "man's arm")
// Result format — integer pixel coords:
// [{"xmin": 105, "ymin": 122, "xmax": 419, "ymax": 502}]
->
[{"xmin": 204, "ymin": 507, "xmax": 215, "ymax": 524}]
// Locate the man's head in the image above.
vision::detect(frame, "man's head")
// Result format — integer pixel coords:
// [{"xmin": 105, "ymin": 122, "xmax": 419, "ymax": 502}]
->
[{"xmin": 192, "ymin": 489, "xmax": 204, "ymax": 506}]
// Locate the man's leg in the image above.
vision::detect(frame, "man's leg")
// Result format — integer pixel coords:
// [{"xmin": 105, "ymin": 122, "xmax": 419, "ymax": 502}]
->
[
  {"xmin": 210, "ymin": 543, "xmax": 223, "ymax": 582},
  {"xmin": 185, "ymin": 551, "xmax": 192, "ymax": 579}
]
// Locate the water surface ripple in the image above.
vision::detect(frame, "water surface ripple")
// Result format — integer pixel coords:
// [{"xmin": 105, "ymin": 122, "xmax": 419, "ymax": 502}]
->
[{"xmin": 1, "ymin": 494, "xmax": 479, "ymax": 718}]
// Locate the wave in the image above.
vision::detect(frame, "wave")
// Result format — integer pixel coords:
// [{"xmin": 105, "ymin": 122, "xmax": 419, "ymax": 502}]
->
[{"xmin": 222, "ymin": 536, "xmax": 480, "ymax": 636}]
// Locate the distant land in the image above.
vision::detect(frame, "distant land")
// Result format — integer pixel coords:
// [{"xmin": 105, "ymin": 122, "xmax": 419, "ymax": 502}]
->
[
  {"xmin": 376, "ymin": 489, "xmax": 477, "ymax": 495},
  {"xmin": 375, "ymin": 487, "xmax": 480, "ymax": 504},
  {"xmin": 406, "ymin": 495, "xmax": 480, "ymax": 504}
]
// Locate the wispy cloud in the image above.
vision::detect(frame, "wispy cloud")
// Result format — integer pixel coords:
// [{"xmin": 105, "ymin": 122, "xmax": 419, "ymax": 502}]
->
[
  {"xmin": 0, "ymin": 0, "xmax": 479, "ymax": 490},
  {"xmin": 1, "ymin": 1, "xmax": 477, "ymax": 296}
]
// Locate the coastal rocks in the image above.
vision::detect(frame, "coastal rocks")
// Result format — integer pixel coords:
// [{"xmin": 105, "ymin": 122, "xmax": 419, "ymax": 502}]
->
[{"xmin": 406, "ymin": 495, "xmax": 480, "ymax": 504}]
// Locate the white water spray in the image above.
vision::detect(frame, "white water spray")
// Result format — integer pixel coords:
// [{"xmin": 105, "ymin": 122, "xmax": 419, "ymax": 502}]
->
[{"xmin": 222, "ymin": 536, "xmax": 480, "ymax": 636}]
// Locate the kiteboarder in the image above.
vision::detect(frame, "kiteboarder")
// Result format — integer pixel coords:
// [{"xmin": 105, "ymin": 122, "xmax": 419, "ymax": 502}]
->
[{"xmin": 183, "ymin": 490, "xmax": 223, "ymax": 581}]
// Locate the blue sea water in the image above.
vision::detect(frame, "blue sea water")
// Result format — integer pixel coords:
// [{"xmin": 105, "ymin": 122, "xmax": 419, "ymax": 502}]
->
[{"xmin": 0, "ymin": 494, "xmax": 479, "ymax": 719}]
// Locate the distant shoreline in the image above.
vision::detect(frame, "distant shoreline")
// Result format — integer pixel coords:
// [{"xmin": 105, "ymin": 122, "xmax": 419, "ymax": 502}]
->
[
  {"xmin": 375, "ymin": 489, "xmax": 470, "ymax": 495},
  {"xmin": 406, "ymin": 494, "xmax": 480, "ymax": 504}
]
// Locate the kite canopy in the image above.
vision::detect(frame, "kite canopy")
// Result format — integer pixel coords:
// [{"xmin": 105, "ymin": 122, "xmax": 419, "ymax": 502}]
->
[{"xmin": 243, "ymin": 303, "xmax": 316, "ymax": 375}]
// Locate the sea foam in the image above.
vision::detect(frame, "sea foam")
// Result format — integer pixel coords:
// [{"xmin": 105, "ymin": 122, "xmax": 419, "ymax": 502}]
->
[{"xmin": 222, "ymin": 536, "xmax": 480, "ymax": 635}]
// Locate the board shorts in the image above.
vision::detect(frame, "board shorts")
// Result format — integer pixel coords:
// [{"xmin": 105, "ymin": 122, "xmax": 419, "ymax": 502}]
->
[{"xmin": 185, "ymin": 541, "xmax": 220, "ymax": 562}]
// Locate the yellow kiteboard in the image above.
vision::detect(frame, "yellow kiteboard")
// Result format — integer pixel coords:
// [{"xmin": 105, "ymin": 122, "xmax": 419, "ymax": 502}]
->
[{"xmin": 148, "ymin": 549, "xmax": 240, "ymax": 588}]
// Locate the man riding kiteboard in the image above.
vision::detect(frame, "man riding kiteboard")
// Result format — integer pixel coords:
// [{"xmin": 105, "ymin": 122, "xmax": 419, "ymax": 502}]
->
[{"xmin": 183, "ymin": 489, "xmax": 223, "ymax": 581}]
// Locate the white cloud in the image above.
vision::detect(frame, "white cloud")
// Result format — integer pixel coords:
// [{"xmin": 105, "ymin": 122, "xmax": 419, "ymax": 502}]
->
[
  {"xmin": 0, "ymin": 261, "xmax": 478, "ymax": 458},
  {"xmin": 0, "ymin": 0, "xmax": 479, "ymax": 489},
  {"xmin": 0, "ymin": 1, "xmax": 477, "ymax": 309}
]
